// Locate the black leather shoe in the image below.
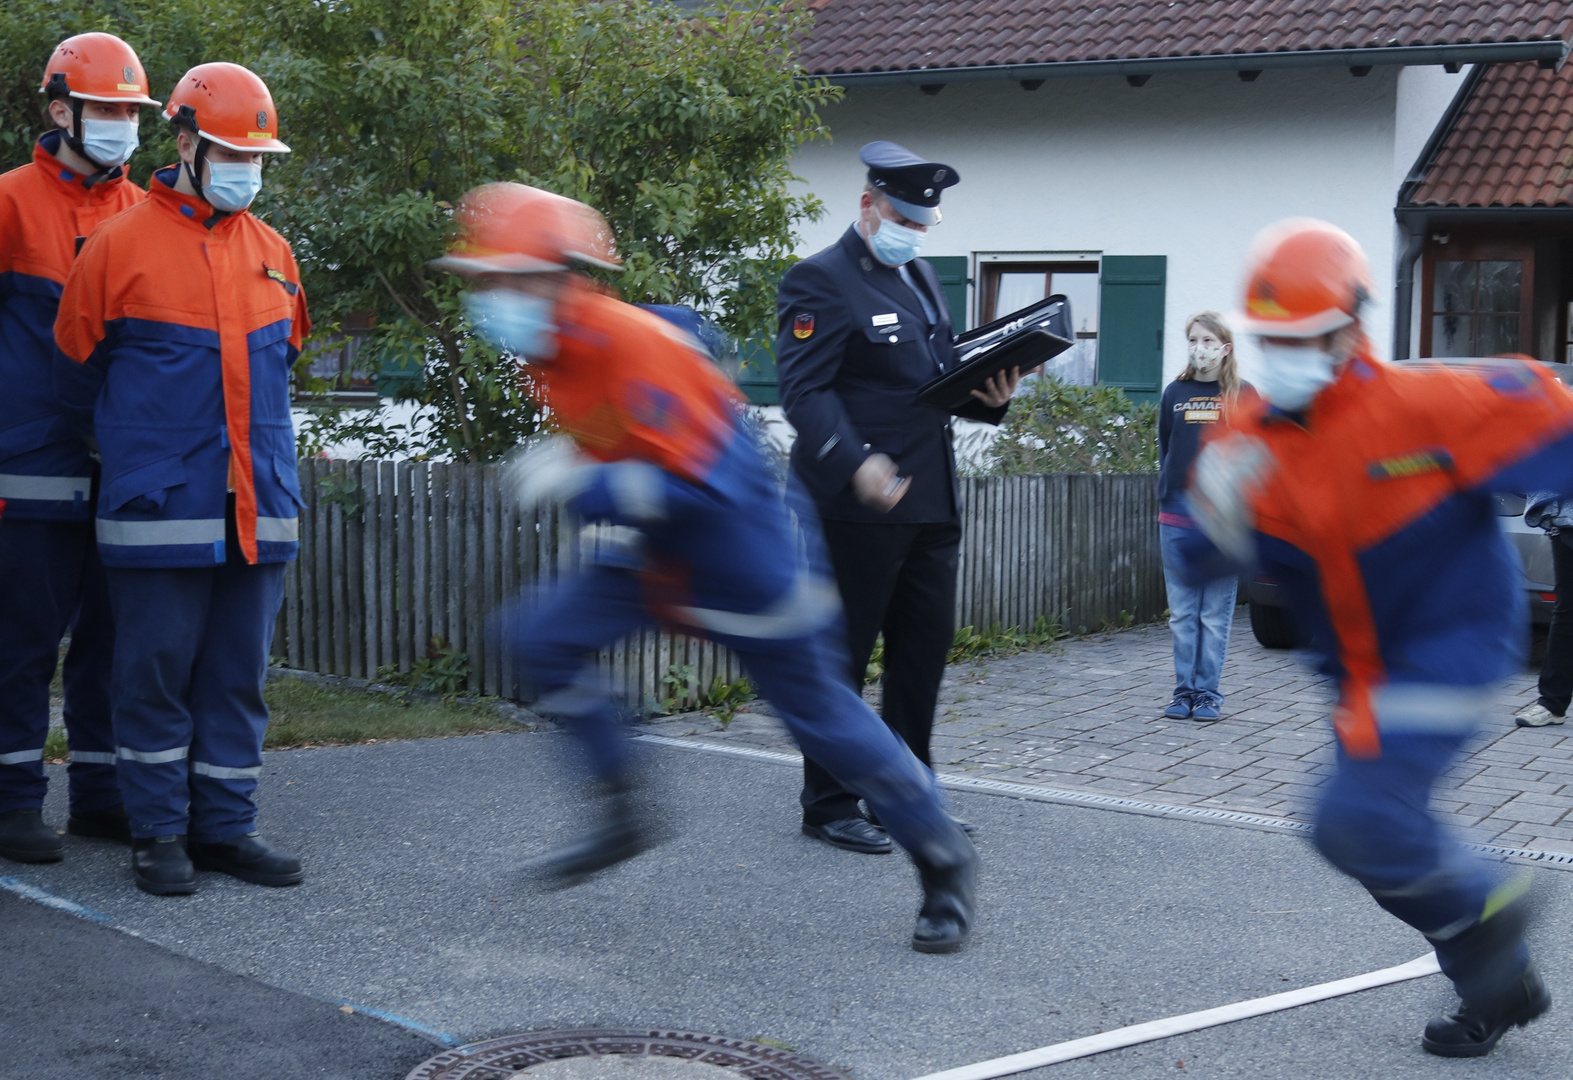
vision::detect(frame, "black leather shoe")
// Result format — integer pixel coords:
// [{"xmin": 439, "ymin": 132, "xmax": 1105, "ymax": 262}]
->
[
  {"xmin": 1423, "ymin": 965, "xmax": 1551, "ymax": 1057},
  {"xmin": 802, "ymin": 816, "xmax": 892, "ymax": 854},
  {"xmin": 132, "ymin": 835, "xmax": 197, "ymax": 895},
  {"xmin": 531, "ymin": 782, "xmax": 650, "ymax": 888},
  {"xmin": 911, "ymin": 835, "xmax": 979, "ymax": 953},
  {"xmin": 189, "ymin": 833, "xmax": 304, "ymax": 887},
  {"xmin": 68, "ymin": 807, "xmax": 132, "ymax": 843},
  {"xmin": 0, "ymin": 809, "xmax": 63, "ymax": 863}
]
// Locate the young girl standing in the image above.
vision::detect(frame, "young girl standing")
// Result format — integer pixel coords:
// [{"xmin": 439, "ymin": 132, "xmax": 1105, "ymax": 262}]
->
[{"xmin": 1157, "ymin": 312, "xmax": 1250, "ymax": 721}]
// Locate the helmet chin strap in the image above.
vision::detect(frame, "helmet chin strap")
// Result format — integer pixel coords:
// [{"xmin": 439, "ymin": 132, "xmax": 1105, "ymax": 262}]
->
[{"xmin": 44, "ymin": 75, "xmax": 117, "ymax": 185}]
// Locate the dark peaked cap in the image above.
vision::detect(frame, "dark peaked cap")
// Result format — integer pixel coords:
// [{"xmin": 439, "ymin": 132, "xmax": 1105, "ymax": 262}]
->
[{"xmin": 860, "ymin": 140, "xmax": 958, "ymax": 226}]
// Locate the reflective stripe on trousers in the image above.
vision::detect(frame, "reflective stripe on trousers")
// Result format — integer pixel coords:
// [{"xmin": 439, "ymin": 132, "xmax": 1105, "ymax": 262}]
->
[
  {"xmin": 117, "ymin": 745, "xmax": 189, "ymax": 764},
  {"xmin": 191, "ymin": 761, "xmax": 261, "ymax": 780}
]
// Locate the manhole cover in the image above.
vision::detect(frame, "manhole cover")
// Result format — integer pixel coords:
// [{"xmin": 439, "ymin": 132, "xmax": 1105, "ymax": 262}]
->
[{"xmin": 405, "ymin": 1029, "xmax": 845, "ymax": 1080}]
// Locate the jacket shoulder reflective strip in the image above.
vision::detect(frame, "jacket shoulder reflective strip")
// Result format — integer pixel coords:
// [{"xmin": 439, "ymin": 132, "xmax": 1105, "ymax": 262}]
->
[
  {"xmin": 117, "ymin": 745, "xmax": 188, "ymax": 764},
  {"xmin": 191, "ymin": 761, "xmax": 262, "ymax": 780},
  {"xmin": 256, "ymin": 516, "xmax": 299, "ymax": 542},
  {"xmin": 0, "ymin": 475, "xmax": 91, "ymax": 501},
  {"xmin": 0, "ymin": 748, "xmax": 45, "ymax": 765},
  {"xmin": 672, "ymin": 573, "xmax": 840, "ymax": 640},
  {"xmin": 97, "ymin": 518, "xmax": 225, "ymax": 546},
  {"xmin": 69, "ymin": 750, "xmax": 116, "ymax": 765}
]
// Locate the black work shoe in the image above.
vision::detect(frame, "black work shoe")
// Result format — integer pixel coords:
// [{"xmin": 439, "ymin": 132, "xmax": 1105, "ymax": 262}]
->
[
  {"xmin": 0, "ymin": 809, "xmax": 64, "ymax": 864},
  {"xmin": 802, "ymin": 816, "xmax": 892, "ymax": 854},
  {"xmin": 531, "ymin": 783, "xmax": 650, "ymax": 888},
  {"xmin": 68, "ymin": 807, "xmax": 132, "ymax": 843},
  {"xmin": 911, "ymin": 834, "xmax": 979, "ymax": 954},
  {"xmin": 1423, "ymin": 965, "xmax": 1551, "ymax": 1057},
  {"xmin": 132, "ymin": 835, "xmax": 197, "ymax": 895},
  {"xmin": 189, "ymin": 833, "xmax": 304, "ymax": 887}
]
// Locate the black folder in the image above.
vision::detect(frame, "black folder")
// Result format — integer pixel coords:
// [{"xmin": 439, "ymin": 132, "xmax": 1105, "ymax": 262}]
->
[{"xmin": 917, "ymin": 295, "xmax": 1075, "ymax": 412}]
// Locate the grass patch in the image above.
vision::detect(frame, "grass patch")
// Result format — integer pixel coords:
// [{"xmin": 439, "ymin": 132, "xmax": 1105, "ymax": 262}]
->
[{"xmin": 262, "ymin": 676, "xmax": 509, "ymax": 749}]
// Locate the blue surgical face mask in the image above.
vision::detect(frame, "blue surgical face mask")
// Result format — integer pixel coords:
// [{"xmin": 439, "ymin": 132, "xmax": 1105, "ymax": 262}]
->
[
  {"xmin": 79, "ymin": 118, "xmax": 139, "ymax": 169},
  {"xmin": 203, "ymin": 160, "xmax": 263, "ymax": 212},
  {"xmin": 1256, "ymin": 341, "xmax": 1338, "ymax": 411},
  {"xmin": 867, "ymin": 215, "xmax": 926, "ymax": 267},
  {"xmin": 463, "ymin": 289, "xmax": 557, "ymax": 358}
]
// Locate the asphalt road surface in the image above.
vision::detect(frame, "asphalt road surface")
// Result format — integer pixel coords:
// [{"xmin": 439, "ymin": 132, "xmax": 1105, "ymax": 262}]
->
[{"xmin": 5, "ymin": 729, "xmax": 1570, "ymax": 1080}]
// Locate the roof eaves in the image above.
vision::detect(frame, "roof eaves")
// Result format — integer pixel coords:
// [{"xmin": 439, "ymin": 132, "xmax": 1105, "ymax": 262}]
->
[{"xmin": 810, "ymin": 40, "xmax": 1570, "ymax": 87}]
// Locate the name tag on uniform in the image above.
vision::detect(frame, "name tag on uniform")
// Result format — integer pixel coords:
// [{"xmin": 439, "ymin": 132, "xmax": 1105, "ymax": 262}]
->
[{"xmin": 871, "ymin": 313, "xmax": 899, "ymax": 326}]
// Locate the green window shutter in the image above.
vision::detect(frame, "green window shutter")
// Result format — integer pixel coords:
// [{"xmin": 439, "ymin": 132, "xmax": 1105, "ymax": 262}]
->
[
  {"xmin": 1097, "ymin": 255, "xmax": 1166, "ymax": 404},
  {"xmin": 922, "ymin": 255, "xmax": 969, "ymax": 331},
  {"xmin": 736, "ymin": 336, "xmax": 779, "ymax": 406}
]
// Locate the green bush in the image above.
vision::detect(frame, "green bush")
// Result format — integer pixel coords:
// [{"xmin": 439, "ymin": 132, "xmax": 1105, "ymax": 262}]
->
[{"xmin": 981, "ymin": 376, "xmax": 1158, "ymax": 475}]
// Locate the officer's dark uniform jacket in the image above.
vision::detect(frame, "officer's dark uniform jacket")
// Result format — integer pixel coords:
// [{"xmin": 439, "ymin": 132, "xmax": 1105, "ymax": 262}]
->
[{"xmin": 776, "ymin": 225, "xmax": 1005, "ymax": 523}]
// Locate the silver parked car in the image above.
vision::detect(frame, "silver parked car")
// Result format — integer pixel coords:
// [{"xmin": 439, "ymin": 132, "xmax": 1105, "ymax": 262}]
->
[{"xmin": 1247, "ymin": 358, "xmax": 1571, "ymax": 649}]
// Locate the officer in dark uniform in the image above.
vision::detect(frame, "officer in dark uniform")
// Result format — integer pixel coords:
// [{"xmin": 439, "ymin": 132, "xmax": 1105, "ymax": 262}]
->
[{"xmin": 776, "ymin": 142, "xmax": 1026, "ymax": 853}]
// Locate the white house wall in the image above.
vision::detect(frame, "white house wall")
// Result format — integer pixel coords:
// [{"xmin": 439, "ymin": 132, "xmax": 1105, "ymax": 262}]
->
[{"xmin": 790, "ymin": 68, "xmax": 1462, "ymax": 384}]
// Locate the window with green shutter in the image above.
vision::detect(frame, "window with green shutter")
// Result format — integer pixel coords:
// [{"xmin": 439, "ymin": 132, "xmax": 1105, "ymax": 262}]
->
[
  {"xmin": 923, "ymin": 255, "xmax": 969, "ymax": 332},
  {"xmin": 1097, "ymin": 255, "xmax": 1166, "ymax": 404}
]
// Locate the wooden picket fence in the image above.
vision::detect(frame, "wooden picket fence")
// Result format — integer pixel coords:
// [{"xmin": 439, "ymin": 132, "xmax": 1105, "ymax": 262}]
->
[{"xmin": 273, "ymin": 460, "xmax": 1164, "ymax": 704}]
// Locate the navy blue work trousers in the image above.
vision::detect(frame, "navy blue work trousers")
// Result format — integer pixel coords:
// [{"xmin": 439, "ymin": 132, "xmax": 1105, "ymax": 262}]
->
[
  {"xmin": 0, "ymin": 517, "xmax": 118, "ymax": 815},
  {"xmin": 104, "ymin": 549, "xmax": 284, "ymax": 843},
  {"xmin": 1314, "ymin": 730, "xmax": 1529, "ymax": 1001},
  {"xmin": 506, "ymin": 564, "xmax": 957, "ymax": 858}
]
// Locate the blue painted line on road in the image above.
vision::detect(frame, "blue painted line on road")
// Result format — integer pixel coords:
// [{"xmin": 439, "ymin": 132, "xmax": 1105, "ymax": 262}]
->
[
  {"xmin": 328, "ymin": 999, "xmax": 460, "ymax": 1046},
  {"xmin": 634, "ymin": 734, "xmax": 1573, "ymax": 870},
  {"xmin": 0, "ymin": 875, "xmax": 113, "ymax": 924},
  {"xmin": 1, "ymin": 875, "xmax": 460, "ymax": 1046}
]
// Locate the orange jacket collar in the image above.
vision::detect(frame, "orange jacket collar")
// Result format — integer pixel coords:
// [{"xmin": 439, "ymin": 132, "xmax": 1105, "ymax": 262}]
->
[
  {"xmin": 33, "ymin": 131, "xmax": 129, "ymax": 192},
  {"xmin": 148, "ymin": 164, "xmax": 244, "ymax": 229}
]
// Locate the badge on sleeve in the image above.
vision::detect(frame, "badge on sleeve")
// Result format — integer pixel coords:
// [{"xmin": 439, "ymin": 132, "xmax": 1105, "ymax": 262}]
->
[{"xmin": 792, "ymin": 313, "xmax": 815, "ymax": 340}]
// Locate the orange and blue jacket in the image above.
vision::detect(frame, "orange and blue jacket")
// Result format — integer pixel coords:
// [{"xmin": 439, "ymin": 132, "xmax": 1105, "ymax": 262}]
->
[
  {"xmin": 1188, "ymin": 349, "xmax": 1573, "ymax": 757},
  {"xmin": 53, "ymin": 165, "xmax": 309, "ymax": 567},
  {"xmin": 0, "ymin": 132, "xmax": 145, "ymax": 520},
  {"xmin": 534, "ymin": 285, "xmax": 830, "ymax": 636}
]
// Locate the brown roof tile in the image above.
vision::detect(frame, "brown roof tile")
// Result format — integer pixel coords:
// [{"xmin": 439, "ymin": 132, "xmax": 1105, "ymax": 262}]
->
[
  {"xmin": 798, "ymin": 1, "xmax": 1573, "ymax": 75},
  {"xmin": 1410, "ymin": 60, "xmax": 1573, "ymax": 208}
]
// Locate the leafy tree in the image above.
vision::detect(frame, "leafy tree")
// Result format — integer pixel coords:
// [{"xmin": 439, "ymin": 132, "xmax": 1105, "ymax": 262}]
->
[
  {"xmin": 253, "ymin": 0, "xmax": 836, "ymax": 461},
  {"xmin": 982, "ymin": 376, "xmax": 1159, "ymax": 475}
]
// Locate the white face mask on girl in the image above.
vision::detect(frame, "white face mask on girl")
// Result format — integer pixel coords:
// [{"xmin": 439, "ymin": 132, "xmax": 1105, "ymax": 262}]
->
[{"xmin": 1188, "ymin": 341, "xmax": 1226, "ymax": 374}]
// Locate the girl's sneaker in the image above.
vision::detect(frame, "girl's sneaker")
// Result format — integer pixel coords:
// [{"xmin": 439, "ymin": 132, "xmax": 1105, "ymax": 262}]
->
[
  {"xmin": 1163, "ymin": 694, "xmax": 1193, "ymax": 719},
  {"xmin": 1191, "ymin": 696, "xmax": 1222, "ymax": 722}
]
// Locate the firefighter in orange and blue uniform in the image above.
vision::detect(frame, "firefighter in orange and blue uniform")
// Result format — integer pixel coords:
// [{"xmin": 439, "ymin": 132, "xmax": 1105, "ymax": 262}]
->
[
  {"xmin": 0, "ymin": 34, "xmax": 159, "ymax": 863},
  {"xmin": 1181, "ymin": 219, "xmax": 1559, "ymax": 1057},
  {"xmin": 433, "ymin": 182, "xmax": 978, "ymax": 953},
  {"xmin": 53, "ymin": 63, "xmax": 309, "ymax": 896}
]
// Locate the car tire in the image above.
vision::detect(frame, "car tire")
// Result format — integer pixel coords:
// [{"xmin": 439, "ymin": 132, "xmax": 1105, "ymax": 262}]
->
[{"xmin": 1249, "ymin": 600, "xmax": 1298, "ymax": 649}]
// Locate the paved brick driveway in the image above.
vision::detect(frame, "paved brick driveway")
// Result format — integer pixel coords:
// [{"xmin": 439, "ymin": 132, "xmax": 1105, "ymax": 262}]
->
[{"xmin": 644, "ymin": 617, "xmax": 1573, "ymax": 855}]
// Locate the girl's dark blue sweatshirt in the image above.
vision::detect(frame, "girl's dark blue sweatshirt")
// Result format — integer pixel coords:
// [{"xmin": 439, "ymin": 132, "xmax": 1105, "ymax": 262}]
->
[{"xmin": 1157, "ymin": 377, "xmax": 1252, "ymax": 525}]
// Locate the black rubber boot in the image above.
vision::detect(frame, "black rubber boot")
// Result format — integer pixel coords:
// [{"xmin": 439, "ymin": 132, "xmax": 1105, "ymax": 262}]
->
[
  {"xmin": 911, "ymin": 831, "xmax": 979, "ymax": 954},
  {"xmin": 1422, "ymin": 964, "xmax": 1551, "ymax": 1057},
  {"xmin": 0, "ymin": 809, "xmax": 64, "ymax": 864},
  {"xmin": 132, "ymin": 835, "xmax": 197, "ymax": 895},
  {"xmin": 67, "ymin": 807, "xmax": 132, "ymax": 843},
  {"xmin": 189, "ymin": 833, "xmax": 304, "ymax": 887},
  {"xmin": 531, "ymin": 781, "xmax": 649, "ymax": 889}
]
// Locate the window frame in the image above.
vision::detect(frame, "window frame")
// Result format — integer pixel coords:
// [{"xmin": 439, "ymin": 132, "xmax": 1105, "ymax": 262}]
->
[{"xmin": 1420, "ymin": 237, "xmax": 1534, "ymax": 359}]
